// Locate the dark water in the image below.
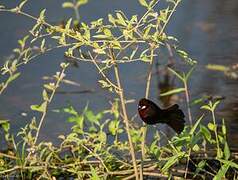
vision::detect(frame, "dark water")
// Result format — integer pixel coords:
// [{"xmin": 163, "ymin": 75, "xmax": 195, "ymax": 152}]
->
[{"xmin": 0, "ymin": 0, "xmax": 238, "ymax": 146}]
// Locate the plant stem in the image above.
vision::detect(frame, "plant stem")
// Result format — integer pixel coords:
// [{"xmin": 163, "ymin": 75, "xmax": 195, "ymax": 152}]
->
[
  {"xmin": 89, "ymin": 52, "xmax": 121, "ymax": 92},
  {"xmin": 211, "ymin": 109, "xmax": 220, "ymax": 157},
  {"xmin": 184, "ymin": 148, "xmax": 191, "ymax": 178},
  {"xmin": 73, "ymin": 0, "xmax": 80, "ymax": 21},
  {"xmin": 109, "ymin": 48, "xmax": 139, "ymax": 180},
  {"xmin": 183, "ymin": 79, "xmax": 193, "ymax": 179},
  {"xmin": 139, "ymin": 2, "xmax": 182, "ymax": 178},
  {"xmin": 184, "ymin": 80, "xmax": 192, "ymax": 125},
  {"xmin": 140, "ymin": 48, "xmax": 155, "ymax": 179},
  {"xmin": 34, "ymin": 69, "xmax": 66, "ymax": 144}
]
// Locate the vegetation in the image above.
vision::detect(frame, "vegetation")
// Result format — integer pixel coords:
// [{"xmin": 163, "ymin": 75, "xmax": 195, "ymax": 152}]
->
[{"xmin": 0, "ymin": 0, "xmax": 238, "ymax": 179}]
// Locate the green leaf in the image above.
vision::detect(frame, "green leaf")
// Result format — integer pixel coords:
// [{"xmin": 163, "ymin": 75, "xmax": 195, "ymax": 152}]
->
[
  {"xmin": 108, "ymin": 14, "xmax": 115, "ymax": 25},
  {"xmin": 19, "ymin": 0, "xmax": 28, "ymax": 10},
  {"xmin": 7, "ymin": 72, "xmax": 21, "ymax": 83},
  {"xmin": 206, "ymin": 64, "xmax": 229, "ymax": 72},
  {"xmin": 93, "ymin": 34, "xmax": 109, "ymax": 39},
  {"xmin": 0, "ymin": 120, "xmax": 10, "ymax": 133},
  {"xmin": 116, "ymin": 12, "xmax": 127, "ymax": 26},
  {"xmin": 76, "ymin": 0, "xmax": 88, "ymax": 7},
  {"xmin": 39, "ymin": 9, "xmax": 46, "ymax": 20},
  {"xmin": 138, "ymin": 0, "xmax": 148, "ymax": 7},
  {"xmin": 85, "ymin": 110, "xmax": 100, "ymax": 126},
  {"xmin": 224, "ymin": 141, "xmax": 230, "ymax": 160},
  {"xmin": 63, "ymin": 106, "xmax": 78, "ymax": 116},
  {"xmin": 218, "ymin": 159, "xmax": 238, "ymax": 169},
  {"xmin": 65, "ymin": 18, "xmax": 72, "ymax": 29},
  {"xmin": 109, "ymin": 120, "xmax": 119, "ymax": 135},
  {"xmin": 30, "ymin": 101, "xmax": 47, "ymax": 112},
  {"xmin": 42, "ymin": 89, "xmax": 49, "ymax": 101},
  {"xmin": 44, "ymin": 83, "xmax": 55, "ymax": 91},
  {"xmin": 62, "ymin": 2, "xmax": 74, "ymax": 8},
  {"xmin": 89, "ymin": 166, "xmax": 101, "ymax": 180},
  {"xmin": 214, "ymin": 164, "xmax": 229, "ymax": 180},
  {"xmin": 98, "ymin": 131, "xmax": 107, "ymax": 143},
  {"xmin": 103, "ymin": 28, "xmax": 112, "ymax": 37},
  {"xmin": 161, "ymin": 152, "xmax": 184, "ymax": 172},
  {"xmin": 212, "ymin": 100, "xmax": 220, "ymax": 111},
  {"xmin": 192, "ymin": 144, "xmax": 200, "ymax": 152},
  {"xmin": 207, "ymin": 122, "xmax": 216, "ymax": 131},
  {"xmin": 160, "ymin": 88, "xmax": 185, "ymax": 96},
  {"xmin": 200, "ymin": 104, "xmax": 211, "ymax": 111},
  {"xmin": 200, "ymin": 125, "xmax": 212, "ymax": 142},
  {"xmin": 189, "ymin": 114, "xmax": 204, "ymax": 135},
  {"xmin": 222, "ymin": 119, "xmax": 227, "ymax": 135}
]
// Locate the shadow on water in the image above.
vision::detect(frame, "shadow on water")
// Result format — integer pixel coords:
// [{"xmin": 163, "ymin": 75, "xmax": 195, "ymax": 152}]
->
[{"xmin": 0, "ymin": 0, "xmax": 238, "ymax": 147}]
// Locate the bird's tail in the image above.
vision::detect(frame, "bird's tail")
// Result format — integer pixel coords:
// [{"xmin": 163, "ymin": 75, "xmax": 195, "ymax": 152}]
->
[{"xmin": 164, "ymin": 104, "xmax": 185, "ymax": 134}]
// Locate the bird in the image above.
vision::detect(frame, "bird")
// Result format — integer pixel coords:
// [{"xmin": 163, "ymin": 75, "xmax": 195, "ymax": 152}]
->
[{"xmin": 138, "ymin": 98, "xmax": 185, "ymax": 134}]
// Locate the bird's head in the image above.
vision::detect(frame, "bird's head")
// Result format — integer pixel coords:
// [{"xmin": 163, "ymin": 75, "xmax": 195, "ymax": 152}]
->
[{"xmin": 138, "ymin": 98, "xmax": 150, "ymax": 114}]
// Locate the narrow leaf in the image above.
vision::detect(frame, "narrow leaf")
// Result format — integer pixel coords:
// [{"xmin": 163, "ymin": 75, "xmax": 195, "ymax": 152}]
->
[
  {"xmin": 62, "ymin": 2, "xmax": 74, "ymax": 8},
  {"xmin": 7, "ymin": 72, "xmax": 21, "ymax": 83},
  {"xmin": 160, "ymin": 88, "xmax": 185, "ymax": 96},
  {"xmin": 138, "ymin": 0, "xmax": 148, "ymax": 7},
  {"xmin": 190, "ymin": 114, "xmax": 204, "ymax": 135},
  {"xmin": 30, "ymin": 101, "xmax": 47, "ymax": 112}
]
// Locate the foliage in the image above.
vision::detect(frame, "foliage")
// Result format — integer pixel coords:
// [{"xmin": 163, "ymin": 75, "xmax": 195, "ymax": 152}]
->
[{"xmin": 0, "ymin": 0, "xmax": 238, "ymax": 179}]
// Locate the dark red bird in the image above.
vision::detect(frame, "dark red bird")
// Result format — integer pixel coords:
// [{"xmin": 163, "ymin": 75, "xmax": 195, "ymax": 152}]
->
[{"xmin": 138, "ymin": 98, "xmax": 185, "ymax": 134}]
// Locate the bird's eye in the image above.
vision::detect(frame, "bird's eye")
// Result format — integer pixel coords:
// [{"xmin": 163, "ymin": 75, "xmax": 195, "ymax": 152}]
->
[{"xmin": 140, "ymin": 105, "xmax": 146, "ymax": 110}]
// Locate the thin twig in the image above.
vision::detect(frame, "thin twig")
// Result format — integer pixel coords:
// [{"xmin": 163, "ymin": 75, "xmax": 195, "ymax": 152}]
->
[
  {"xmin": 139, "ymin": 1, "xmax": 182, "ymax": 178},
  {"xmin": 89, "ymin": 52, "xmax": 121, "ymax": 92},
  {"xmin": 0, "ymin": 152, "xmax": 17, "ymax": 159},
  {"xmin": 184, "ymin": 80, "xmax": 192, "ymax": 125},
  {"xmin": 80, "ymin": 144, "xmax": 109, "ymax": 173},
  {"xmin": 109, "ymin": 48, "xmax": 139, "ymax": 180},
  {"xmin": 140, "ymin": 48, "xmax": 155, "ymax": 179},
  {"xmin": 34, "ymin": 66, "xmax": 68, "ymax": 144}
]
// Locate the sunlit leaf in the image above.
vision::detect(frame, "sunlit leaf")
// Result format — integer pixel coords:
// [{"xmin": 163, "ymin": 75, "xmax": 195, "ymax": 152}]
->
[
  {"xmin": 160, "ymin": 88, "xmax": 185, "ymax": 96},
  {"xmin": 89, "ymin": 166, "xmax": 100, "ymax": 180},
  {"xmin": 62, "ymin": 2, "xmax": 74, "ymax": 8},
  {"xmin": 7, "ymin": 72, "xmax": 21, "ymax": 83},
  {"xmin": 200, "ymin": 105, "xmax": 211, "ymax": 111},
  {"xmin": 214, "ymin": 164, "xmax": 229, "ymax": 180},
  {"xmin": 218, "ymin": 159, "xmax": 238, "ymax": 169},
  {"xmin": 138, "ymin": 0, "xmax": 148, "ymax": 7},
  {"xmin": 0, "ymin": 120, "xmax": 10, "ymax": 133},
  {"xmin": 116, "ymin": 12, "xmax": 127, "ymax": 26},
  {"xmin": 19, "ymin": 0, "xmax": 28, "ymax": 10},
  {"xmin": 224, "ymin": 141, "xmax": 230, "ymax": 160},
  {"xmin": 161, "ymin": 152, "xmax": 184, "ymax": 172},
  {"xmin": 207, "ymin": 122, "xmax": 216, "ymax": 131},
  {"xmin": 30, "ymin": 101, "xmax": 47, "ymax": 112},
  {"xmin": 42, "ymin": 89, "xmax": 49, "ymax": 101},
  {"xmin": 192, "ymin": 144, "xmax": 200, "ymax": 152},
  {"xmin": 76, "ymin": 0, "xmax": 88, "ymax": 7},
  {"xmin": 200, "ymin": 125, "xmax": 212, "ymax": 142},
  {"xmin": 206, "ymin": 64, "xmax": 229, "ymax": 72},
  {"xmin": 189, "ymin": 114, "xmax": 204, "ymax": 135}
]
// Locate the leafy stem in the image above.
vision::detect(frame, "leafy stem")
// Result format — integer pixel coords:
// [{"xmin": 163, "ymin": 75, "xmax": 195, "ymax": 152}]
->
[{"xmin": 109, "ymin": 48, "xmax": 139, "ymax": 179}]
